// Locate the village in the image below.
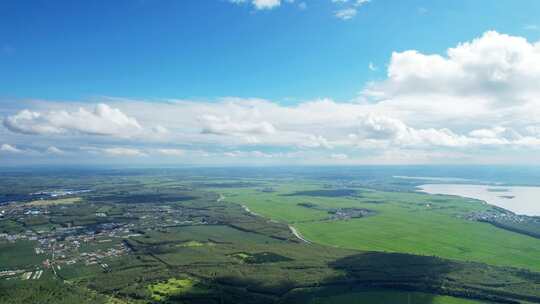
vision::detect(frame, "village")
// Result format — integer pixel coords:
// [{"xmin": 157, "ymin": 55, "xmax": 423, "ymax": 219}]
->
[
  {"xmin": 0, "ymin": 219, "xmax": 133, "ymax": 281},
  {"xmin": 0, "ymin": 189, "xmax": 217, "ymax": 283}
]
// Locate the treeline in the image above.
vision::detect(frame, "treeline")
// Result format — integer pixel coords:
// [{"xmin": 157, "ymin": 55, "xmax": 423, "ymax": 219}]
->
[{"xmin": 0, "ymin": 280, "xmax": 107, "ymax": 304}]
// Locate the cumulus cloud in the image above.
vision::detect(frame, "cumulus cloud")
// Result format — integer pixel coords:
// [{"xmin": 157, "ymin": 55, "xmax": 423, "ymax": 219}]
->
[
  {"xmin": 4, "ymin": 31, "xmax": 540, "ymax": 164},
  {"xmin": 3, "ymin": 103, "xmax": 142, "ymax": 137},
  {"xmin": 353, "ymin": 114, "xmax": 468, "ymax": 148},
  {"xmin": 351, "ymin": 114, "xmax": 540, "ymax": 149},
  {"xmin": 364, "ymin": 31, "xmax": 540, "ymax": 106},
  {"xmin": 0, "ymin": 144, "xmax": 23, "ymax": 154},
  {"xmin": 352, "ymin": 31, "xmax": 540, "ymax": 150},
  {"xmin": 300, "ymin": 135, "xmax": 333, "ymax": 149}
]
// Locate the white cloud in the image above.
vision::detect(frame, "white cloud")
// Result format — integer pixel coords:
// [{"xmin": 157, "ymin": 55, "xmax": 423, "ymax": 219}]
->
[
  {"xmin": 156, "ymin": 148, "xmax": 184, "ymax": 157},
  {"xmin": 3, "ymin": 103, "xmax": 141, "ymax": 137},
  {"xmin": 46, "ymin": 146, "xmax": 64, "ymax": 155},
  {"xmin": 358, "ymin": 31, "xmax": 540, "ymax": 135},
  {"xmin": 4, "ymin": 31, "xmax": 540, "ymax": 164},
  {"xmin": 222, "ymin": 150, "xmax": 300, "ymax": 159},
  {"xmin": 364, "ymin": 31, "xmax": 540, "ymax": 105},
  {"xmin": 199, "ymin": 114, "xmax": 276, "ymax": 136},
  {"xmin": 333, "ymin": 0, "xmax": 369, "ymax": 20},
  {"xmin": 0, "ymin": 144, "xmax": 23, "ymax": 154},
  {"xmin": 332, "ymin": 0, "xmax": 369, "ymax": 5},
  {"xmin": 354, "ymin": 114, "xmax": 469, "ymax": 148},
  {"xmin": 525, "ymin": 125, "xmax": 540, "ymax": 136},
  {"xmin": 468, "ymin": 127, "xmax": 507, "ymax": 139},
  {"xmin": 230, "ymin": 0, "xmax": 281, "ymax": 10},
  {"xmin": 330, "ymin": 153, "xmax": 348, "ymax": 160},
  {"xmin": 101, "ymin": 147, "xmax": 147, "ymax": 157},
  {"xmin": 300, "ymin": 135, "xmax": 333, "ymax": 149},
  {"xmin": 105, "ymin": 148, "xmax": 147, "ymax": 157},
  {"xmin": 351, "ymin": 114, "xmax": 540, "ymax": 149},
  {"xmin": 353, "ymin": 0, "xmax": 370, "ymax": 7},
  {"xmin": 224, "ymin": 150, "xmax": 270, "ymax": 158},
  {"xmin": 335, "ymin": 8, "xmax": 356, "ymax": 20},
  {"xmin": 253, "ymin": 0, "xmax": 280, "ymax": 9},
  {"xmin": 229, "ymin": 0, "xmax": 366, "ymax": 17},
  {"xmin": 368, "ymin": 62, "xmax": 377, "ymax": 71}
]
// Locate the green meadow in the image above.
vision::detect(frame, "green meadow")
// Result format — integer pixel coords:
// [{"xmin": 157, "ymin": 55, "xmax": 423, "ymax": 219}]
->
[
  {"xmin": 219, "ymin": 182, "xmax": 540, "ymax": 271},
  {"xmin": 148, "ymin": 277, "xmax": 206, "ymax": 301}
]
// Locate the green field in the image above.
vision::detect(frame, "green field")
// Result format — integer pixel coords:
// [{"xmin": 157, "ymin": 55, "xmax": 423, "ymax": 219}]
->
[
  {"xmin": 26, "ymin": 197, "xmax": 82, "ymax": 206},
  {"xmin": 220, "ymin": 183, "xmax": 540, "ymax": 271},
  {"xmin": 148, "ymin": 277, "xmax": 207, "ymax": 301},
  {"xmin": 0, "ymin": 241, "xmax": 44, "ymax": 269},
  {"xmin": 297, "ymin": 209, "xmax": 540, "ymax": 270}
]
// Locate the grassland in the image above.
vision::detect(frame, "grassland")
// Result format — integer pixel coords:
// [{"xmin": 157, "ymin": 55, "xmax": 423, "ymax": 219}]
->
[
  {"xmin": 26, "ymin": 197, "xmax": 82, "ymax": 206},
  {"xmin": 148, "ymin": 277, "xmax": 206, "ymax": 301},
  {"xmin": 218, "ymin": 182, "xmax": 540, "ymax": 271},
  {"xmin": 297, "ymin": 210, "xmax": 540, "ymax": 270}
]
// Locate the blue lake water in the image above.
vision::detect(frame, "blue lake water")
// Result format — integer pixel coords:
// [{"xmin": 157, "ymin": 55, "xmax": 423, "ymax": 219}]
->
[{"xmin": 419, "ymin": 184, "xmax": 540, "ymax": 216}]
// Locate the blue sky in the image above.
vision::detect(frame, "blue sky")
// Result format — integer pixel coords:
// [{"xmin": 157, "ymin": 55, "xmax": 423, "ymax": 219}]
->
[
  {"xmin": 2, "ymin": 0, "xmax": 539, "ymax": 102},
  {"xmin": 2, "ymin": 0, "xmax": 540, "ymax": 166}
]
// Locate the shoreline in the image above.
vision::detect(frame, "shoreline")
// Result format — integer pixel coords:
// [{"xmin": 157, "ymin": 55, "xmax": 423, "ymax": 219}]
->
[{"xmin": 417, "ymin": 183, "xmax": 540, "ymax": 216}]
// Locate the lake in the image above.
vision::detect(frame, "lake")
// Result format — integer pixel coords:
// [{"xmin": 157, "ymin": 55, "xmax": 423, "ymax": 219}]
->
[{"xmin": 418, "ymin": 184, "xmax": 540, "ymax": 216}]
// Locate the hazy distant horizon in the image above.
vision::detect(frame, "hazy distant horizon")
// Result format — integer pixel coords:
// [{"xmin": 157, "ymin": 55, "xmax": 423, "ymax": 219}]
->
[{"xmin": 3, "ymin": 164, "xmax": 540, "ymax": 187}]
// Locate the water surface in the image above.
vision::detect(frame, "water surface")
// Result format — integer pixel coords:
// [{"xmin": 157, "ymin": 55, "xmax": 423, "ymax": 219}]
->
[{"xmin": 419, "ymin": 184, "xmax": 540, "ymax": 216}]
